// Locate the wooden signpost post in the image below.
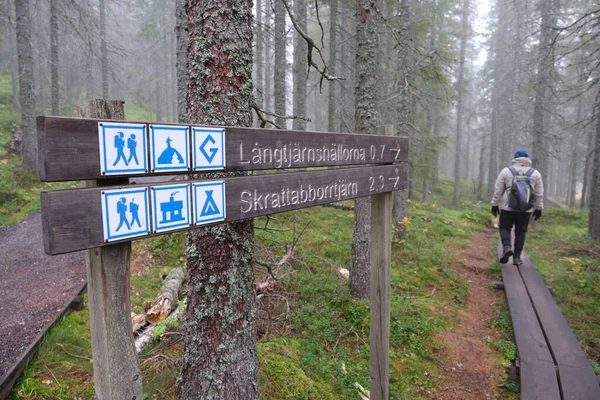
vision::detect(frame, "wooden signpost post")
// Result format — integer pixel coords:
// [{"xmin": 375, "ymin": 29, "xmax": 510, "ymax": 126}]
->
[{"xmin": 37, "ymin": 114, "xmax": 408, "ymax": 400}]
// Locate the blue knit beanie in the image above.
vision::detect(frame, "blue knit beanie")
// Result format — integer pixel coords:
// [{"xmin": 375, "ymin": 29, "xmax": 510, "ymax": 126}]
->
[{"xmin": 514, "ymin": 148, "xmax": 529, "ymax": 158}]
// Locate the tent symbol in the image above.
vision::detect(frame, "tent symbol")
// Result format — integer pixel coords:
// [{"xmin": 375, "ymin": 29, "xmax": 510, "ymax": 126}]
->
[{"xmin": 200, "ymin": 190, "xmax": 220, "ymax": 217}]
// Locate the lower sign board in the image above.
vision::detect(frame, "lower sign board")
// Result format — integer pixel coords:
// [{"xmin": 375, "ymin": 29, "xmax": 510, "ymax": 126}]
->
[{"xmin": 41, "ymin": 164, "xmax": 408, "ymax": 255}]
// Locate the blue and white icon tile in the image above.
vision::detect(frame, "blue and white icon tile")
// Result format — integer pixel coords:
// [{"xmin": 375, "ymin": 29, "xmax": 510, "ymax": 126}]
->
[
  {"xmin": 98, "ymin": 122, "xmax": 148, "ymax": 175},
  {"xmin": 192, "ymin": 127, "xmax": 225, "ymax": 170},
  {"xmin": 151, "ymin": 184, "xmax": 191, "ymax": 233},
  {"xmin": 192, "ymin": 181, "xmax": 226, "ymax": 225},
  {"xmin": 149, "ymin": 125, "xmax": 190, "ymax": 173},
  {"xmin": 101, "ymin": 188, "xmax": 151, "ymax": 242}
]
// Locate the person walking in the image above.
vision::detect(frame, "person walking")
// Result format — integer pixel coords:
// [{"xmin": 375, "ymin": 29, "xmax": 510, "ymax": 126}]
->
[
  {"xmin": 113, "ymin": 132, "xmax": 128, "ymax": 167},
  {"xmin": 116, "ymin": 197, "xmax": 131, "ymax": 231},
  {"xmin": 491, "ymin": 148, "xmax": 544, "ymax": 266},
  {"xmin": 127, "ymin": 133, "xmax": 140, "ymax": 165}
]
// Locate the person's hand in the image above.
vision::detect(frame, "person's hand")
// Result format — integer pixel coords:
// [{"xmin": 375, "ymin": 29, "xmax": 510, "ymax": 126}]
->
[
  {"xmin": 533, "ymin": 209, "xmax": 542, "ymax": 221},
  {"xmin": 491, "ymin": 205, "xmax": 499, "ymax": 217}
]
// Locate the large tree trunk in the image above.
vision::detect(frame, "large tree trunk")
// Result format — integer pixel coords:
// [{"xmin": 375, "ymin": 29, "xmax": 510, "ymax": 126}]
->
[
  {"xmin": 273, "ymin": 0, "xmax": 286, "ymax": 127},
  {"xmin": 175, "ymin": 0, "xmax": 258, "ymax": 398},
  {"xmin": 350, "ymin": 0, "xmax": 380, "ymax": 299},
  {"xmin": 452, "ymin": 0, "xmax": 469, "ymax": 208},
  {"xmin": 15, "ymin": 0, "xmax": 37, "ymax": 173},
  {"xmin": 100, "ymin": 0, "xmax": 109, "ymax": 99},
  {"xmin": 327, "ymin": 0, "xmax": 338, "ymax": 132},
  {"xmin": 293, "ymin": 0, "xmax": 308, "ymax": 130}
]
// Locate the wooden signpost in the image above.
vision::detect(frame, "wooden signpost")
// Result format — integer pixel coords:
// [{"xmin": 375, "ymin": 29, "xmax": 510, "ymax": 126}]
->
[{"xmin": 38, "ymin": 114, "xmax": 408, "ymax": 400}]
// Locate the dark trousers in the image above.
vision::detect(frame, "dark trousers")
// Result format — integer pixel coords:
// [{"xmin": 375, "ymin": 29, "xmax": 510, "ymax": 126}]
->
[{"xmin": 499, "ymin": 210, "xmax": 531, "ymax": 256}]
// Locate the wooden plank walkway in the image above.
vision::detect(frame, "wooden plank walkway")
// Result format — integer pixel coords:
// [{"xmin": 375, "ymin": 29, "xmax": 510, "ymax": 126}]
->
[{"xmin": 497, "ymin": 239, "xmax": 600, "ymax": 400}]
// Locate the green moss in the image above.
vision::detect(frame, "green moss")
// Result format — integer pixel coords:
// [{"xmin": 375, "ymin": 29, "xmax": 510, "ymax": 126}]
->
[{"xmin": 258, "ymin": 339, "xmax": 337, "ymax": 400}]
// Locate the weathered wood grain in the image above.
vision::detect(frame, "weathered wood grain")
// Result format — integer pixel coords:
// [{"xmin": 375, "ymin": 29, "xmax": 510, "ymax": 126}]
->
[
  {"xmin": 37, "ymin": 116, "xmax": 409, "ymax": 181},
  {"xmin": 369, "ymin": 125, "xmax": 392, "ymax": 400},
  {"xmin": 497, "ymin": 240, "xmax": 560, "ymax": 400},
  {"xmin": 80, "ymin": 100, "xmax": 142, "ymax": 400},
  {"xmin": 41, "ymin": 164, "xmax": 407, "ymax": 255},
  {"xmin": 517, "ymin": 253, "xmax": 600, "ymax": 399},
  {"xmin": 369, "ymin": 191, "xmax": 391, "ymax": 400}
]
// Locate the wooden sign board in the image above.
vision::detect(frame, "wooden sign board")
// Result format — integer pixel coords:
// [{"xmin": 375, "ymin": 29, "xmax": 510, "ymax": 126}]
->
[
  {"xmin": 37, "ymin": 116, "xmax": 408, "ymax": 181},
  {"xmin": 41, "ymin": 164, "xmax": 408, "ymax": 255}
]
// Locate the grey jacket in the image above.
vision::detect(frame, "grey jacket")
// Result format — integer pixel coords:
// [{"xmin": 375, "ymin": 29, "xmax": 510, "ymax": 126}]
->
[{"xmin": 491, "ymin": 157, "xmax": 544, "ymax": 212}]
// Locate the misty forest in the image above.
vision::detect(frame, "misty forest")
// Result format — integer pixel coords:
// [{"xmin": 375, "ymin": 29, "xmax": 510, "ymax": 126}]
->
[{"xmin": 1, "ymin": 0, "xmax": 600, "ymax": 398}]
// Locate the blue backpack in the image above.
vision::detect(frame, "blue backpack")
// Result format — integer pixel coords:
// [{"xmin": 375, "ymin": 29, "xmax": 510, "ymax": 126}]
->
[{"xmin": 508, "ymin": 166, "xmax": 536, "ymax": 211}]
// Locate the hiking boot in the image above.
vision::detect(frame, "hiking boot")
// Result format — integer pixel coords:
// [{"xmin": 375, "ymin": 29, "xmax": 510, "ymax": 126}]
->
[
  {"xmin": 500, "ymin": 246, "xmax": 513, "ymax": 264},
  {"xmin": 513, "ymin": 255, "xmax": 523, "ymax": 266}
]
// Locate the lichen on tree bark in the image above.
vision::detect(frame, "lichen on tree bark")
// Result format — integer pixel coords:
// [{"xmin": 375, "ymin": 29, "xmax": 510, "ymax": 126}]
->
[{"xmin": 175, "ymin": 0, "xmax": 258, "ymax": 398}]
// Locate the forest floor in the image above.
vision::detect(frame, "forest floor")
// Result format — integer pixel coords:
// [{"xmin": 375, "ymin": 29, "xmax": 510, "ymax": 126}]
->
[{"xmin": 429, "ymin": 229, "xmax": 505, "ymax": 399}]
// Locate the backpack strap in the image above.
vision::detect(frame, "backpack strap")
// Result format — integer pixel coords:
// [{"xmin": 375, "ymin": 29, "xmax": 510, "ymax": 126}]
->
[
  {"xmin": 508, "ymin": 166, "xmax": 535, "ymax": 177},
  {"xmin": 525, "ymin": 168, "xmax": 535, "ymax": 177}
]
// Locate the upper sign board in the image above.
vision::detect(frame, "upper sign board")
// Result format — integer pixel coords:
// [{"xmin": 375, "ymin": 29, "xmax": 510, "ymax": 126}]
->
[{"xmin": 37, "ymin": 116, "xmax": 408, "ymax": 182}]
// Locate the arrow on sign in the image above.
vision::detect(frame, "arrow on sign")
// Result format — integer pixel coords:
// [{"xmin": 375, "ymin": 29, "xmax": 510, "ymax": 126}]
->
[{"xmin": 200, "ymin": 135, "xmax": 219, "ymax": 163}]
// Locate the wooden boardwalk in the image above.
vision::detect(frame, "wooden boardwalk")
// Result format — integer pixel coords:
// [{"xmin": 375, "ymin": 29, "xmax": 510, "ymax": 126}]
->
[{"xmin": 497, "ymin": 240, "xmax": 600, "ymax": 400}]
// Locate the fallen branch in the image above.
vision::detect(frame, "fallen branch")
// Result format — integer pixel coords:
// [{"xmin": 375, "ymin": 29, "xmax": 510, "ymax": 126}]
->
[
  {"xmin": 56, "ymin": 343, "xmax": 92, "ymax": 362},
  {"xmin": 131, "ymin": 312, "xmax": 147, "ymax": 333},
  {"xmin": 135, "ymin": 300, "xmax": 185, "ymax": 353},
  {"xmin": 145, "ymin": 268, "xmax": 185, "ymax": 324}
]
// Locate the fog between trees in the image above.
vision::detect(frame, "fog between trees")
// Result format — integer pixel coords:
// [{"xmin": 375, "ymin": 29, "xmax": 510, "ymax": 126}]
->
[{"xmin": 3, "ymin": 0, "xmax": 600, "ymax": 397}]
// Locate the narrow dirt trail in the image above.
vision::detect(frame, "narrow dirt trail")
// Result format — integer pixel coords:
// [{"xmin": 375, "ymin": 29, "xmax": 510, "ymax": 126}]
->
[
  {"xmin": 430, "ymin": 229, "xmax": 504, "ymax": 400},
  {"xmin": 0, "ymin": 211, "xmax": 86, "ymax": 377}
]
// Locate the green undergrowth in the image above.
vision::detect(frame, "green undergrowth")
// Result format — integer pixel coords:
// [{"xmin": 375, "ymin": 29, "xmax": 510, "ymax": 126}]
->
[
  {"xmin": 12, "ymin": 296, "xmax": 95, "ymax": 399},
  {"xmin": 11, "ymin": 176, "xmax": 509, "ymax": 399},
  {"xmin": 525, "ymin": 208, "xmax": 600, "ymax": 373},
  {"xmin": 0, "ymin": 72, "xmax": 169, "ymax": 226},
  {"xmin": 0, "ymin": 75, "xmax": 80, "ymax": 226}
]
